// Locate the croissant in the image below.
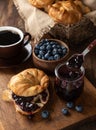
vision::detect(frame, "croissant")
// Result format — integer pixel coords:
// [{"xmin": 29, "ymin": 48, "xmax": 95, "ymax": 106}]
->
[
  {"xmin": 8, "ymin": 68, "xmax": 49, "ymax": 96},
  {"xmin": 28, "ymin": 0, "xmax": 55, "ymax": 8},
  {"xmin": 2, "ymin": 68, "xmax": 50, "ymax": 115},
  {"xmin": 74, "ymin": 0, "xmax": 91, "ymax": 14},
  {"xmin": 48, "ymin": 1, "xmax": 82, "ymax": 25}
]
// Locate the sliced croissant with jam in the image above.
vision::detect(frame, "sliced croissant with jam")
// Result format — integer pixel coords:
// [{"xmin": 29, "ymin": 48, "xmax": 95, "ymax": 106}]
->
[{"xmin": 2, "ymin": 68, "xmax": 50, "ymax": 115}]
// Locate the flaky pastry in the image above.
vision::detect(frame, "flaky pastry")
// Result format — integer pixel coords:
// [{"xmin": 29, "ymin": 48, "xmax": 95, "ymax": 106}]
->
[
  {"xmin": 8, "ymin": 68, "xmax": 49, "ymax": 97},
  {"xmin": 28, "ymin": 0, "xmax": 55, "ymax": 8},
  {"xmin": 48, "ymin": 1, "xmax": 82, "ymax": 25},
  {"xmin": 74, "ymin": 0, "xmax": 91, "ymax": 14},
  {"xmin": 2, "ymin": 68, "xmax": 50, "ymax": 116}
]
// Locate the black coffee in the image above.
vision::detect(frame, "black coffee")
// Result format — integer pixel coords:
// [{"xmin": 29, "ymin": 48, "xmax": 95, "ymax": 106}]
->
[{"xmin": 0, "ymin": 30, "xmax": 20, "ymax": 45}]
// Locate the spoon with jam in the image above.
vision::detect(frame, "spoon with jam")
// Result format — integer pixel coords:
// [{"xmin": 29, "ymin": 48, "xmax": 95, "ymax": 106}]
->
[{"xmin": 66, "ymin": 39, "xmax": 96, "ymax": 69}]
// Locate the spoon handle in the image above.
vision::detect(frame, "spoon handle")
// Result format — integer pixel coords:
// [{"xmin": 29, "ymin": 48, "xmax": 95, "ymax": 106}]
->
[{"xmin": 82, "ymin": 39, "xmax": 96, "ymax": 56}]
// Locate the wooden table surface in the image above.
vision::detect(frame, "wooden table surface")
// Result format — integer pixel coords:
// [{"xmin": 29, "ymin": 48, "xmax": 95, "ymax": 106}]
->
[{"xmin": 0, "ymin": 0, "xmax": 96, "ymax": 130}]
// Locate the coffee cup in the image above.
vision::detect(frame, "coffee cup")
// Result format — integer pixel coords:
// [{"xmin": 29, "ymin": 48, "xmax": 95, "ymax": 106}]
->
[{"xmin": 0, "ymin": 26, "xmax": 31, "ymax": 59}]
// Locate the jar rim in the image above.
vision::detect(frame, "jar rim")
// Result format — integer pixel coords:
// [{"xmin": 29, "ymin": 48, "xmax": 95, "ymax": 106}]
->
[{"xmin": 55, "ymin": 63, "xmax": 85, "ymax": 83}]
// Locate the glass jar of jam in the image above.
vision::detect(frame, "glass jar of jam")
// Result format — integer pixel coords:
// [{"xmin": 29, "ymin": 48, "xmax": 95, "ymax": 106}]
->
[{"xmin": 54, "ymin": 63, "xmax": 85, "ymax": 101}]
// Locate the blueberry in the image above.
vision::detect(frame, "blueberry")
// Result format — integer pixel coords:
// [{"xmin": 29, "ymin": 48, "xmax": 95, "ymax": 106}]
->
[
  {"xmin": 49, "ymin": 41, "xmax": 55, "ymax": 45},
  {"xmin": 46, "ymin": 45, "xmax": 52, "ymax": 50},
  {"xmin": 41, "ymin": 56, "xmax": 45, "ymax": 60},
  {"xmin": 48, "ymin": 56, "xmax": 54, "ymax": 60},
  {"xmin": 47, "ymin": 50, "xmax": 51, "ymax": 54},
  {"xmin": 56, "ymin": 44, "xmax": 61, "ymax": 48},
  {"xmin": 54, "ymin": 54, "xmax": 61, "ymax": 60},
  {"xmin": 40, "ymin": 45, "xmax": 46, "ymax": 50},
  {"xmin": 53, "ymin": 48, "xmax": 58, "ymax": 52},
  {"xmin": 41, "ymin": 39, "xmax": 48, "ymax": 43},
  {"xmin": 61, "ymin": 108, "xmax": 69, "ymax": 115},
  {"xmin": 58, "ymin": 48, "xmax": 62, "ymax": 54},
  {"xmin": 52, "ymin": 50, "xmax": 57, "ymax": 55},
  {"xmin": 44, "ymin": 53, "xmax": 50, "ymax": 60},
  {"xmin": 39, "ymin": 50, "xmax": 45, "ymax": 56},
  {"xmin": 52, "ymin": 48, "xmax": 58, "ymax": 55},
  {"xmin": 75, "ymin": 105, "xmax": 83, "ymax": 112},
  {"xmin": 66, "ymin": 102, "xmax": 74, "ymax": 109},
  {"xmin": 62, "ymin": 48, "xmax": 67, "ymax": 55},
  {"xmin": 45, "ymin": 41, "xmax": 50, "ymax": 45},
  {"xmin": 41, "ymin": 110, "xmax": 50, "ymax": 119},
  {"xmin": 52, "ymin": 44, "xmax": 57, "ymax": 48},
  {"xmin": 34, "ymin": 49, "xmax": 39, "ymax": 55},
  {"xmin": 61, "ymin": 46, "xmax": 66, "ymax": 49},
  {"xmin": 52, "ymin": 41, "xmax": 58, "ymax": 45},
  {"xmin": 37, "ymin": 54, "xmax": 42, "ymax": 59}
]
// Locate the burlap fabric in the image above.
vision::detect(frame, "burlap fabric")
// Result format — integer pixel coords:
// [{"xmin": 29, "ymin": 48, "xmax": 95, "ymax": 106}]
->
[{"xmin": 13, "ymin": 0, "xmax": 96, "ymax": 44}]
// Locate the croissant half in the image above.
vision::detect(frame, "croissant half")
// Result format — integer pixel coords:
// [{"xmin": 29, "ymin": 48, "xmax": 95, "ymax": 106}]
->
[{"xmin": 2, "ymin": 68, "xmax": 50, "ymax": 115}]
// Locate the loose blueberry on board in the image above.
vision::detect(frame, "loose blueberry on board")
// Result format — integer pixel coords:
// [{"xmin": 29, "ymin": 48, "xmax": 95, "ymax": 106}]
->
[
  {"xmin": 27, "ymin": 114, "xmax": 34, "ymax": 119},
  {"xmin": 41, "ymin": 110, "xmax": 50, "ymax": 119},
  {"xmin": 75, "ymin": 105, "xmax": 83, "ymax": 112},
  {"xmin": 61, "ymin": 108, "xmax": 69, "ymax": 115},
  {"xmin": 66, "ymin": 102, "xmax": 74, "ymax": 109}
]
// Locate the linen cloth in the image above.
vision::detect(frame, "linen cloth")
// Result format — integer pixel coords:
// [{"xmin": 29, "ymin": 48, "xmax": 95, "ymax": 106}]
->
[{"xmin": 13, "ymin": 0, "xmax": 96, "ymax": 43}]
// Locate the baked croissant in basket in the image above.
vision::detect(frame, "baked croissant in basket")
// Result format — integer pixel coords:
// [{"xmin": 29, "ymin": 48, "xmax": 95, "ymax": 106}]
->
[
  {"xmin": 74, "ymin": 0, "xmax": 91, "ymax": 14},
  {"xmin": 48, "ymin": 0, "xmax": 83, "ymax": 25},
  {"xmin": 28, "ymin": 0, "xmax": 55, "ymax": 8},
  {"xmin": 2, "ymin": 68, "xmax": 50, "ymax": 115}
]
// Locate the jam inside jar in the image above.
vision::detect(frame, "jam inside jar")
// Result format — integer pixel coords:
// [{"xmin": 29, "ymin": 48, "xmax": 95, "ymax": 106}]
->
[{"xmin": 54, "ymin": 63, "xmax": 85, "ymax": 101}]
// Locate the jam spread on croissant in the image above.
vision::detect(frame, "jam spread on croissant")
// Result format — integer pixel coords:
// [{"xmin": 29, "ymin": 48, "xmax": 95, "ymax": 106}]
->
[{"xmin": 12, "ymin": 89, "xmax": 49, "ymax": 112}]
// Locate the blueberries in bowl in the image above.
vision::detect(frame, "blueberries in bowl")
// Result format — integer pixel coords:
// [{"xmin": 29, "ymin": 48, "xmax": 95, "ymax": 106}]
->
[{"xmin": 34, "ymin": 39, "xmax": 68, "ymax": 61}]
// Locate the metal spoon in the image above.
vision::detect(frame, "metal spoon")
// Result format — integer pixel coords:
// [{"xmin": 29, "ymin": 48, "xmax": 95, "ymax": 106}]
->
[{"xmin": 66, "ymin": 39, "xmax": 96, "ymax": 69}]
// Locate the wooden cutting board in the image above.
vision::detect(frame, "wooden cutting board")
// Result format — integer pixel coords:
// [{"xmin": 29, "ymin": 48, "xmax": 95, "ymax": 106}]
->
[{"xmin": 0, "ymin": 77, "xmax": 96, "ymax": 130}]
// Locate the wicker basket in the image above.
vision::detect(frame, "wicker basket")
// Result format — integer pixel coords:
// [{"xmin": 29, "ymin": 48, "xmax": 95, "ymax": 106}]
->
[{"xmin": 49, "ymin": 17, "xmax": 96, "ymax": 46}]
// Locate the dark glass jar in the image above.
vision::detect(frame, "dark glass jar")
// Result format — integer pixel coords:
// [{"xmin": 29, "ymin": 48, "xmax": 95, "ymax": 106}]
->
[{"xmin": 54, "ymin": 63, "xmax": 85, "ymax": 101}]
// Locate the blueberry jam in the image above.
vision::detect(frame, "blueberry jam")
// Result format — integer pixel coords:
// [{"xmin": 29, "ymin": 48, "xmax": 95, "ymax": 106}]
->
[
  {"xmin": 67, "ymin": 54, "xmax": 84, "ymax": 69},
  {"xmin": 41, "ymin": 91, "xmax": 48, "ymax": 102},
  {"xmin": 55, "ymin": 64, "xmax": 84, "ymax": 101},
  {"xmin": 12, "ymin": 90, "xmax": 48, "ymax": 112}
]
